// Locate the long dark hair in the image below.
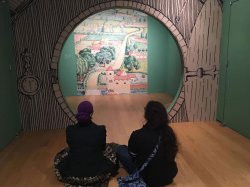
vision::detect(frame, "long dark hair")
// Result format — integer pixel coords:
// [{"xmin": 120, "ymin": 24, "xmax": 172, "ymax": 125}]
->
[{"xmin": 144, "ymin": 101, "xmax": 178, "ymax": 160}]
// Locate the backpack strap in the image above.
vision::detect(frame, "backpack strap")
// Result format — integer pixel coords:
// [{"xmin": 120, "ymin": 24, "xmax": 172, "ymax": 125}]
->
[{"xmin": 138, "ymin": 136, "xmax": 161, "ymax": 173}]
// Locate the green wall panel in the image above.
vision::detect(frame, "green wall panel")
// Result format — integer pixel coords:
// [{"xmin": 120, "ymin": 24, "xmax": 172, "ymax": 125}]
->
[
  {"xmin": 59, "ymin": 34, "xmax": 77, "ymax": 96},
  {"xmin": 217, "ymin": 0, "xmax": 250, "ymax": 138},
  {"xmin": 0, "ymin": 2, "xmax": 21, "ymax": 149},
  {"xmin": 148, "ymin": 16, "xmax": 182, "ymax": 96}
]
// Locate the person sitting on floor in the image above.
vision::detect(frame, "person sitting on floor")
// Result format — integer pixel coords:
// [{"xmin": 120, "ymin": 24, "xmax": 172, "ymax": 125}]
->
[
  {"xmin": 54, "ymin": 100, "xmax": 119, "ymax": 187},
  {"xmin": 116, "ymin": 100, "xmax": 178, "ymax": 187}
]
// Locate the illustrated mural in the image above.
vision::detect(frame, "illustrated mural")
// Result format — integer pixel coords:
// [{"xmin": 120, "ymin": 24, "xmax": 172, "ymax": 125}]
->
[
  {"xmin": 12, "ymin": 0, "xmax": 223, "ymax": 130},
  {"xmin": 74, "ymin": 9, "xmax": 148, "ymax": 95}
]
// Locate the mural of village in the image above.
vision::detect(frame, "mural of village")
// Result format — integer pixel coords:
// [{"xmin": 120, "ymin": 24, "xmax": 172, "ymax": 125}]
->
[{"xmin": 74, "ymin": 9, "xmax": 148, "ymax": 95}]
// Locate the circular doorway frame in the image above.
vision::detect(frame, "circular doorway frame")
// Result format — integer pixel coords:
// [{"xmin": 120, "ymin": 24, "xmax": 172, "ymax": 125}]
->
[{"xmin": 50, "ymin": 1, "xmax": 187, "ymax": 123}]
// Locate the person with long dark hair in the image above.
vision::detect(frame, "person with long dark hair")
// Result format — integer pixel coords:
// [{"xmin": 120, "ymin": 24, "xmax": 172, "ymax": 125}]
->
[
  {"xmin": 117, "ymin": 100, "xmax": 178, "ymax": 186},
  {"xmin": 54, "ymin": 101, "xmax": 119, "ymax": 187}
]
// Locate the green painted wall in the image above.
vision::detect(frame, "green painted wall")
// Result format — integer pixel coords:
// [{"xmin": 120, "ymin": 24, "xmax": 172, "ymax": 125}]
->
[
  {"xmin": 217, "ymin": 0, "xmax": 250, "ymax": 138},
  {"xmin": 0, "ymin": 2, "xmax": 21, "ymax": 149},
  {"xmin": 148, "ymin": 16, "xmax": 182, "ymax": 96},
  {"xmin": 59, "ymin": 34, "xmax": 77, "ymax": 96},
  {"xmin": 59, "ymin": 15, "xmax": 182, "ymax": 97}
]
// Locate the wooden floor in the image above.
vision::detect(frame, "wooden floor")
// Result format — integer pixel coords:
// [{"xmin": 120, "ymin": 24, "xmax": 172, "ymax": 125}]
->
[
  {"xmin": 0, "ymin": 94, "xmax": 250, "ymax": 187},
  {"xmin": 65, "ymin": 93, "xmax": 173, "ymax": 145}
]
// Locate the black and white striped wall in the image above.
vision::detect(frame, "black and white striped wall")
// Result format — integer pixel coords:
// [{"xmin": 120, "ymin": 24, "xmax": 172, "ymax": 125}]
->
[{"xmin": 12, "ymin": 0, "xmax": 222, "ymax": 130}]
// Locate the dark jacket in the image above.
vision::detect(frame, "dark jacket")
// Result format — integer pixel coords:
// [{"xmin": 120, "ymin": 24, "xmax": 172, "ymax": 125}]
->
[
  {"xmin": 128, "ymin": 126, "xmax": 178, "ymax": 186},
  {"xmin": 66, "ymin": 121, "xmax": 114, "ymax": 177}
]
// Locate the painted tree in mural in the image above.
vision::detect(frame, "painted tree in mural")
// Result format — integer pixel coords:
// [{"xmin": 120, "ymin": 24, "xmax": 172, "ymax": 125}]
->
[
  {"xmin": 76, "ymin": 57, "xmax": 87, "ymax": 78},
  {"xmin": 79, "ymin": 48, "xmax": 96, "ymax": 68},
  {"xmin": 95, "ymin": 46, "xmax": 116, "ymax": 66},
  {"xmin": 97, "ymin": 72, "xmax": 107, "ymax": 86},
  {"xmin": 77, "ymin": 48, "xmax": 96, "ymax": 80},
  {"xmin": 124, "ymin": 55, "xmax": 140, "ymax": 71},
  {"xmin": 125, "ymin": 42, "xmax": 139, "ymax": 55}
]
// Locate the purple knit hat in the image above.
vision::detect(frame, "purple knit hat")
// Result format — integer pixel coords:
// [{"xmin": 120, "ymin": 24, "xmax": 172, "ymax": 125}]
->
[{"xmin": 76, "ymin": 101, "xmax": 93, "ymax": 123}]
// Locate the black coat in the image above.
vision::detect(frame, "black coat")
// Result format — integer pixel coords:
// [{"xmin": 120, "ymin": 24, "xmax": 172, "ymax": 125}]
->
[
  {"xmin": 66, "ymin": 122, "xmax": 115, "ymax": 177},
  {"xmin": 128, "ymin": 126, "xmax": 178, "ymax": 186}
]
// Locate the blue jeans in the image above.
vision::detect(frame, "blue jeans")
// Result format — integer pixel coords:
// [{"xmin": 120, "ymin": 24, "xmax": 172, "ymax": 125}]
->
[{"xmin": 116, "ymin": 145, "xmax": 137, "ymax": 174}]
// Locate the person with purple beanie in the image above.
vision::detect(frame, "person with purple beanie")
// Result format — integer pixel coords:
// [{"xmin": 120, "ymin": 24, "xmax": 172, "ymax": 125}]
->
[{"xmin": 54, "ymin": 101, "xmax": 119, "ymax": 187}]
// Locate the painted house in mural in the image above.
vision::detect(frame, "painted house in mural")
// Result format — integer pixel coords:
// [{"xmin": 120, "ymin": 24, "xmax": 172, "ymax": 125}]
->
[
  {"xmin": 106, "ymin": 66, "xmax": 136, "ymax": 94},
  {"xmin": 90, "ymin": 44, "xmax": 102, "ymax": 55},
  {"xmin": 130, "ymin": 73, "xmax": 148, "ymax": 93}
]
